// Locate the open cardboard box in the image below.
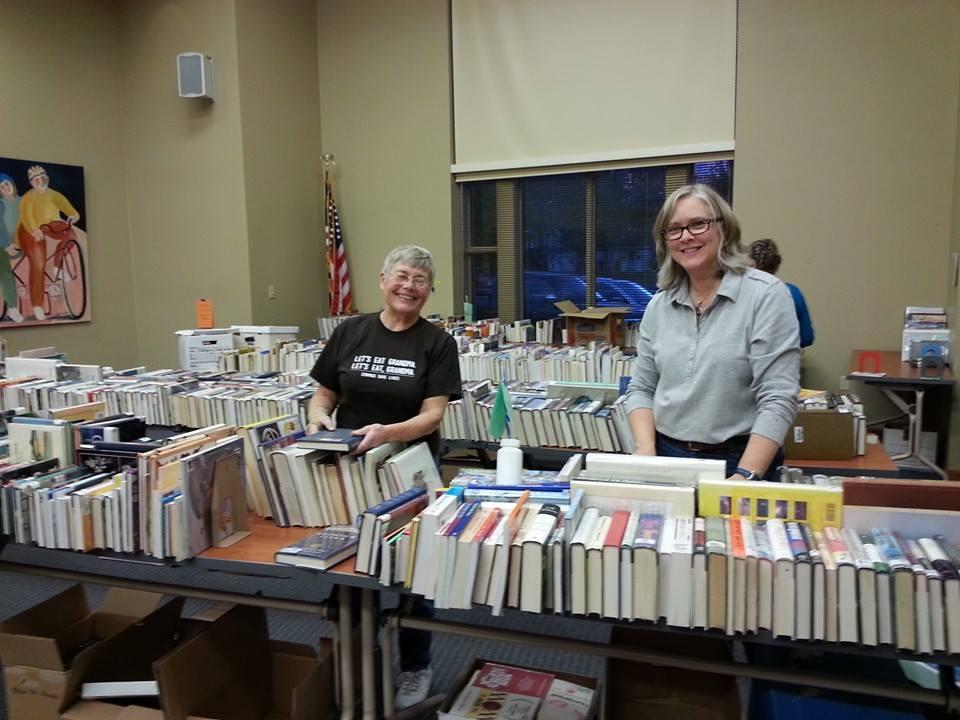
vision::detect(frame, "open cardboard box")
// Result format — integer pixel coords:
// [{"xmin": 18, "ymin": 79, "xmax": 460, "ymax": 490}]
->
[
  {"xmin": 0, "ymin": 584, "xmax": 164, "ymax": 720},
  {"xmin": 62, "ymin": 604, "xmax": 334, "ymax": 720},
  {"xmin": 553, "ymin": 301, "xmax": 630, "ymax": 347},
  {"xmin": 783, "ymin": 408, "xmax": 856, "ymax": 460},
  {"xmin": 438, "ymin": 658, "xmax": 600, "ymax": 720},
  {"xmin": 606, "ymin": 626, "xmax": 740, "ymax": 720}
]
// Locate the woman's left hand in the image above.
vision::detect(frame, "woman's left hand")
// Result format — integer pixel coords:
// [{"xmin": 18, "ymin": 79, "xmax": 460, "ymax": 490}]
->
[{"xmin": 353, "ymin": 423, "xmax": 387, "ymax": 454}]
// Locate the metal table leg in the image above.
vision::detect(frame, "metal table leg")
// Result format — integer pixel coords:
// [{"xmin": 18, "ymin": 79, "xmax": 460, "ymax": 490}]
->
[
  {"xmin": 361, "ymin": 588, "xmax": 377, "ymax": 720},
  {"xmin": 339, "ymin": 585, "xmax": 356, "ymax": 720}
]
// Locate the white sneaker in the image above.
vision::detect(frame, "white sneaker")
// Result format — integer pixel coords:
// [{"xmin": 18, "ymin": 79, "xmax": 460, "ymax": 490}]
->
[
  {"xmin": 33, "ymin": 306, "xmax": 45, "ymax": 321},
  {"xmin": 394, "ymin": 667, "xmax": 432, "ymax": 710},
  {"xmin": 7, "ymin": 307, "xmax": 22, "ymax": 323}
]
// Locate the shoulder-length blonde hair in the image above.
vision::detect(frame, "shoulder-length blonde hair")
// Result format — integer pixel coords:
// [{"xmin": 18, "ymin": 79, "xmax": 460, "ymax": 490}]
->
[{"xmin": 653, "ymin": 184, "xmax": 750, "ymax": 290}]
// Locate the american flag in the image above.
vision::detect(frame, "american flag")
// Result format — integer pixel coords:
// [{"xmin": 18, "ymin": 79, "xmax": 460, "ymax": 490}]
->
[{"xmin": 324, "ymin": 180, "xmax": 354, "ymax": 315}]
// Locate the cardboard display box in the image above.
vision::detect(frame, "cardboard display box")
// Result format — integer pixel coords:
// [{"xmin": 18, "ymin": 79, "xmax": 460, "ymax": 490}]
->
[
  {"xmin": 554, "ymin": 301, "xmax": 630, "ymax": 347},
  {"xmin": 0, "ymin": 584, "xmax": 164, "ymax": 720},
  {"xmin": 607, "ymin": 626, "xmax": 740, "ymax": 720},
  {"xmin": 438, "ymin": 658, "xmax": 600, "ymax": 720},
  {"xmin": 62, "ymin": 604, "xmax": 334, "ymax": 720},
  {"xmin": 783, "ymin": 409, "xmax": 856, "ymax": 460}
]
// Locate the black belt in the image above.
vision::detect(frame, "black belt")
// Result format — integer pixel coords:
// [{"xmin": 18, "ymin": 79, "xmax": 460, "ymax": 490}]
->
[{"xmin": 658, "ymin": 433, "xmax": 750, "ymax": 454}]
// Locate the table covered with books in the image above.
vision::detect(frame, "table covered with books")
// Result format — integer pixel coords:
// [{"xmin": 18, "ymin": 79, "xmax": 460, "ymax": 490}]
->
[{"xmin": 2, "ymin": 405, "xmax": 960, "ymax": 719}]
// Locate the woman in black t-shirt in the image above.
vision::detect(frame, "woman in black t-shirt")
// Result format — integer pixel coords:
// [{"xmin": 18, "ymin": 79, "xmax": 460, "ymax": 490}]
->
[{"xmin": 307, "ymin": 244, "xmax": 461, "ymax": 711}]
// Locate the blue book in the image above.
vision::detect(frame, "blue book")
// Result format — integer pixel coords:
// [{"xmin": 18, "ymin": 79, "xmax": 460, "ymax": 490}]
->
[
  {"xmin": 298, "ymin": 428, "xmax": 360, "ymax": 453},
  {"xmin": 274, "ymin": 524, "xmax": 360, "ymax": 571},
  {"xmin": 361, "ymin": 486, "xmax": 427, "ymax": 521}
]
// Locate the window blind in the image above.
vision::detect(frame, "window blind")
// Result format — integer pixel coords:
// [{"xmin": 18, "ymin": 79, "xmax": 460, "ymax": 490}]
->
[{"xmin": 451, "ymin": 0, "xmax": 737, "ymax": 177}]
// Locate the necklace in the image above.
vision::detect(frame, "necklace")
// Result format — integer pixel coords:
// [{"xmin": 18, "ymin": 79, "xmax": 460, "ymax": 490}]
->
[{"xmin": 692, "ymin": 290, "xmax": 714, "ymax": 315}]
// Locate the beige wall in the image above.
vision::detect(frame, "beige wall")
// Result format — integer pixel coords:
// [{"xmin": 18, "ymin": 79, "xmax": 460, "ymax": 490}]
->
[
  {"xmin": 236, "ymin": 0, "xmax": 325, "ymax": 332},
  {"xmin": 317, "ymin": 0, "xmax": 454, "ymax": 316},
  {"xmin": 735, "ymin": 0, "xmax": 960, "ymax": 459},
  {"xmin": 120, "ymin": 0, "xmax": 253, "ymax": 368},
  {"xmin": 0, "ymin": 0, "xmax": 140, "ymax": 367}
]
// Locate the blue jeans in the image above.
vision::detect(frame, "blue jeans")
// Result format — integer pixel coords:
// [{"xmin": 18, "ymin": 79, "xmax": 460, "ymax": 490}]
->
[{"xmin": 655, "ymin": 433, "xmax": 783, "ymax": 481}]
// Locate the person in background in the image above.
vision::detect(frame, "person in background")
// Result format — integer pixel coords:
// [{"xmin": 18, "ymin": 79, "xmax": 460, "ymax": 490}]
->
[
  {"xmin": 16, "ymin": 165, "xmax": 80, "ymax": 321},
  {"xmin": 749, "ymin": 238, "xmax": 814, "ymax": 348},
  {"xmin": 0, "ymin": 174, "xmax": 23, "ymax": 322},
  {"xmin": 625, "ymin": 184, "xmax": 800, "ymax": 481},
  {"xmin": 307, "ymin": 244, "xmax": 461, "ymax": 710}
]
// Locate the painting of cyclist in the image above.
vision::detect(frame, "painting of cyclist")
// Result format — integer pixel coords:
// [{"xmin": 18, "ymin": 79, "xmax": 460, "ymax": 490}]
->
[
  {"xmin": 16, "ymin": 165, "xmax": 79, "ymax": 321},
  {"xmin": 0, "ymin": 174, "xmax": 22, "ymax": 322}
]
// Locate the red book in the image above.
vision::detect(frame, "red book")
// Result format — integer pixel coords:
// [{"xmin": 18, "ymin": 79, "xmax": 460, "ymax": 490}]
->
[{"xmin": 603, "ymin": 510, "xmax": 630, "ymax": 549}]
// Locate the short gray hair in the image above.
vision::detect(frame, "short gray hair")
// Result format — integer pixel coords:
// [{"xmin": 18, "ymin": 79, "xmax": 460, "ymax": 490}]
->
[
  {"xmin": 653, "ymin": 184, "xmax": 750, "ymax": 290},
  {"xmin": 381, "ymin": 245, "xmax": 435, "ymax": 285}
]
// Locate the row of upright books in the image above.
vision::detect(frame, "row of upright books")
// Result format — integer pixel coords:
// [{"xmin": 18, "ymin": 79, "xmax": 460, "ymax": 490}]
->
[
  {"xmin": 0, "ymin": 411, "xmax": 249, "ymax": 560},
  {"xmin": 240, "ymin": 415, "xmax": 443, "ymax": 528},
  {"xmin": 331, "ymin": 454, "xmax": 960, "ymax": 657},
  {"xmin": 456, "ymin": 342, "xmax": 635, "ymax": 386},
  {"xmin": 441, "ymin": 379, "xmax": 633, "ymax": 452}
]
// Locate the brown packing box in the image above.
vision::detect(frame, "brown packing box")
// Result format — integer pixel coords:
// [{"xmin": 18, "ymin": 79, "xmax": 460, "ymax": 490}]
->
[
  {"xmin": 438, "ymin": 658, "xmax": 600, "ymax": 719},
  {"xmin": 58, "ymin": 596, "xmax": 189, "ymax": 720},
  {"xmin": 783, "ymin": 408, "xmax": 856, "ymax": 460},
  {"xmin": 607, "ymin": 626, "xmax": 740, "ymax": 720},
  {"xmin": 0, "ymin": 584, "xmax": 164, "ymax": 720},
  {"xmin": 159, "ymin": 604, "xmax": 333, "ymax": 720},
  {"xmin": 554, "ymin": 300, "xmax": 630, "ymax": 347}
]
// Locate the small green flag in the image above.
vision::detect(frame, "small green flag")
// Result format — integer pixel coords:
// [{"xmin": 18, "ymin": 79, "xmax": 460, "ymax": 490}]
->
[{"xmin": 487, "ymin": 381, "xmax": 513, "ymax": 439}]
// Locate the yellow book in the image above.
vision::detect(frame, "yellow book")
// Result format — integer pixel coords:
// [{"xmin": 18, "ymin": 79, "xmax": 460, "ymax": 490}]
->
[{"xmin": 698, "ymin": 478, "xmax": 842, "ymax": 531}]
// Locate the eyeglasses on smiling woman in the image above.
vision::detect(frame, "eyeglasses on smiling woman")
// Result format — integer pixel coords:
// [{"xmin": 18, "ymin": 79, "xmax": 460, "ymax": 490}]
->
[
  {"xmin": 389, "ymin": 270, "xmax": 432, "ymax": 290},
  {"xmin": 662, "ymin": 217, "xmax": 723, "ymax": 242}
]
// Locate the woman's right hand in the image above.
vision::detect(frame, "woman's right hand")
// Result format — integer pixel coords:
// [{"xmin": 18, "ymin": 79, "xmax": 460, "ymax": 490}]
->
[{"xmin": 306, "ymin": 414, "xmax": 335, "ymax": 435}]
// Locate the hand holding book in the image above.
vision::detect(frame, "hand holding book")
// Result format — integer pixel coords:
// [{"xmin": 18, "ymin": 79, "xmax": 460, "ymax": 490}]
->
[{"xmin": 354, "ymin": 423, "xmax": 387, "ymax": 454}]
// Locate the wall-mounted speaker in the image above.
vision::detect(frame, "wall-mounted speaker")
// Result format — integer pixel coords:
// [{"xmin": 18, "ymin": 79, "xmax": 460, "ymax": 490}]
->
[{"xmin": 177, "ymin": 53, "xmax": 215, "ymax": 101}]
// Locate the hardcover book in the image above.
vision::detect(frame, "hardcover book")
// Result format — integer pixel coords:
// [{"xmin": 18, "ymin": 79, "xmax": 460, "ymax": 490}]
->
[
  {"xmin": 274, "ymin": 524, "xmax": 360, "ymax": 570},
  {"xmin": 298, "ymin": 428, "xmax": 360, "ymax": 453}
]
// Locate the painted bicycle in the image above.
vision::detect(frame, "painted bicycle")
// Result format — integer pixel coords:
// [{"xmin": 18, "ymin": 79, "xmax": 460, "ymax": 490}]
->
[{"xmin": 1, "ymin": 220, "xmax": 87, "ymax": 321}]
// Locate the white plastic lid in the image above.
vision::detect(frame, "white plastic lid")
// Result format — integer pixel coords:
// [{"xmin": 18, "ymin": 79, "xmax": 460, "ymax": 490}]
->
[{"xmin": 500, "ymin": 438, "xmax": 521, "ymax": 448}]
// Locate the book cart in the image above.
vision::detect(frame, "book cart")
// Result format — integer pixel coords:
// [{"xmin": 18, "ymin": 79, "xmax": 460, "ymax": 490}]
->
[{"xmin": 3, "ymin": 513, "xmax": 959, "ymax": 720}]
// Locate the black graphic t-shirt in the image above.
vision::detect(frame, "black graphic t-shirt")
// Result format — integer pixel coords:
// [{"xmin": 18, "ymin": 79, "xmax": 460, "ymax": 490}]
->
[{"xmin": 310, "ymin": 313, "xmax": 462, "ymax": 455}]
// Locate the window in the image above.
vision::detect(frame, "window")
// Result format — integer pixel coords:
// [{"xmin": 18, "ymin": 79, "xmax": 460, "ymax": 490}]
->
[{"xmin": 456, "ymin": 160, "xmax": 733, "ymax": 322}]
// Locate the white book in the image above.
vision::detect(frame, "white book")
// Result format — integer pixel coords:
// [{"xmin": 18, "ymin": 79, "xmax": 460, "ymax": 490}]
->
[
  {"xmin": 826, "ymin": 526, "xmax": 859, "ymax": 644},
  {"xmin": 410, "ymin": 493, "xmax": 460, "ymax": 598},
  {"xmin": 583, "ymin": 452, "xmax": 725, "ymax": 486},
  {"xmin": 666, "ymin": 516, "xmax": 693, "ymax": 628},
  {"xmin": 656, "ymin": 516, "xmax": 677, "ymax": 622},
  {"xmin": 585, "ymin": 515, "xmax": 611, "ymax": 617},
  {"xmin": 766, "ymin": 519, "xmax": 795, "ymax": 640},
  {"xmin": 813, "ymin": 529, "xmax": 838, "ymax": 643},
  {"xmin": 905, "ymin": 539, "xmax": 932, "ymax": 655},
  {"xmin": 741, "ymin": 518, "xmax": 760, "ymax": 635},
  {"xmin": 844, "ymin": 528, "xmax": 877, "ymax": 647},
  {"xmin": 860, "ymin": 533, "xmax": 892, "ymax": 646},
  {"xmin": 618, "ymin": 511, "xmax": 639, "ymax": 621},
  {"xmin": 691, "ymin": 517, "xmax": 708, "ymax": 630},
  {"xmin": 569, "ymin": 508, "xmax": 599, "ymax": 616}
]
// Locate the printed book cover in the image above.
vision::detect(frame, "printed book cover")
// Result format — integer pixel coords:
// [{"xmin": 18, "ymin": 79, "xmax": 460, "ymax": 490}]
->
[
  {"xmin": 299, "ymin": 428, "xmax": 360, "ymax": 452},
  {"xmin": 274, "ymin": 524, "xmax": 361, "ymax": 570}
]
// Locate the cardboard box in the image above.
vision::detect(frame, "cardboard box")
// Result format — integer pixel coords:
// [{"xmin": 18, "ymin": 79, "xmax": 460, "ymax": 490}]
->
[
  {"xmin": 0, "ymin": 584, "xmax": 164, "ymax": 720},
  {"xmin": 175, "ymin": 329, "xmax": 239, "ymax": 372},
  {"xmin": 554, "ymin": 301, "xmax": 630, "ymax": 347},
  {"xmin": 230, "ymin": 326, "xmax": 299, "ymax": 351},
  {"xmin": 607, "ymin": 626, "xmax": 740, "ymax": 720},
  {"xmin": 783, "ymin": 409, "xmax": 856, "ymax": 460},
  {"xmin": 438, "ymin": 658, "xmax": 600, "ymax": 720},
  {"xmin": 156, "ymin": 604, "xmax": 333, "ymax": 720},
  {"xmin": 61, "ymin": 604, "xmax": 333, "ymax": 720}
]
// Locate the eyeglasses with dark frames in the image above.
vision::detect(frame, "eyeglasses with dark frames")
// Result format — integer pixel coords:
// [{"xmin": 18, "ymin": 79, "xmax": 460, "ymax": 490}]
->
[{"xmin": 662, "ymin": 217, "xmax": 723, "ymax": 242}]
